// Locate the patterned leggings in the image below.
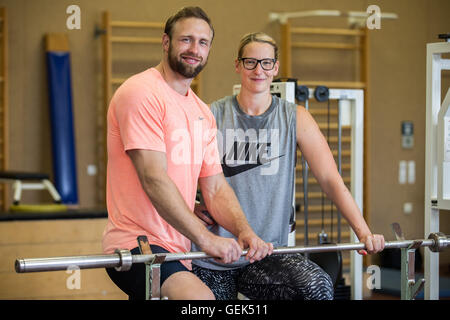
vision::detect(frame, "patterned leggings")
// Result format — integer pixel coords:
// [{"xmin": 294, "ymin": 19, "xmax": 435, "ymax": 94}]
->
[{"xmin": 192, "ymin": 253, "xmax": 334, "ymax": 300}]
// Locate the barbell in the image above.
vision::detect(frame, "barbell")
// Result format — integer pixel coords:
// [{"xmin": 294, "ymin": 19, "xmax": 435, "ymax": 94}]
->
[{"xmin": 15, "ymin": 232, "xmax": 449, "ymax": 274}]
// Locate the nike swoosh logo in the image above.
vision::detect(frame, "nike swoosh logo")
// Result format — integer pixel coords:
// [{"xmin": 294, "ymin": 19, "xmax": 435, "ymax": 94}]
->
[{"xmin": 221, "ymin": 154, "xmax": 284, "ymax": 177}]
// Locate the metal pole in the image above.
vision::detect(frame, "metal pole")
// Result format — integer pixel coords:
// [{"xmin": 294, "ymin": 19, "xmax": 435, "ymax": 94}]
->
[
  {"xmin": 15, "ymin": 237, "xmax": 449, "ymax": 274},
  {"xmin": 425, "ymin": 41, "xmax": 450, "ymax": 299},
  {"xmin": 15, "ymin": 254, "xmax": 121, "ymax": 273},
  {"xmin": 337, "ymin": 100, "xmax": 342, "ymax": 243},
  {"xmin": 303, "ymin": 97, "xmax": 309, "ymax": 247}
]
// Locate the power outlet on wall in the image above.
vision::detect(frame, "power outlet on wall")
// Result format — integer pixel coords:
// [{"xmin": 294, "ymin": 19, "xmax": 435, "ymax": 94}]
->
[
  {"xmin": 87, "ymin": 164, "xmax": 97, "ymax": 176},
  {"xmin": 403, "ymin": 202, "xmax": 413, "ymax": 215}
]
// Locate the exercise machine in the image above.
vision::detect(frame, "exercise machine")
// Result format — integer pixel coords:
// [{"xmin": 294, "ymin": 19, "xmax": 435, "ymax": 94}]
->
[{"xmin": 425, "ymin": 34, "xmax": 450, "ymax": 299}]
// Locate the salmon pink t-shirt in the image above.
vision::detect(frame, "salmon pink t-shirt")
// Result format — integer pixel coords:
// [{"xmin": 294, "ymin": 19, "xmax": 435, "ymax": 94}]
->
[{"xmin": 102, "ymin": 68, "xmax": 222, "ymax": 269}]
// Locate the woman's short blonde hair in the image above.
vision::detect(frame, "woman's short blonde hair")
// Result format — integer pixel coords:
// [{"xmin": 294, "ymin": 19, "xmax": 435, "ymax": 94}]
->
[{"xmin": 237, "ymin": 32, "xmax": 278, "ymax": 60}]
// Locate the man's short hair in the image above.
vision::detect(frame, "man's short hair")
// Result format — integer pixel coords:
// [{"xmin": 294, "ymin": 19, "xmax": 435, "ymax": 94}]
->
[{"xmin": 164, "ymin": 7, "xmax": 214, "ymax": 42}]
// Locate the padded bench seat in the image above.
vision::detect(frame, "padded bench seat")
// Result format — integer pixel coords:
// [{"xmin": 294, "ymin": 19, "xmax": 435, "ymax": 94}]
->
[{"xmin": 0, "ymin": 171, "xmax": 50, "ymax": 181}]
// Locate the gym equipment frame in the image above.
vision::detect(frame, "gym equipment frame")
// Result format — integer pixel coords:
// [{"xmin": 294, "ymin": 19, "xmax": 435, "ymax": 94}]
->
[
  {"xmin": 259, "ymin": 83, "xmax": 365, "ymax": 300},
  {"xmin": 425, "ymin": 38, "xmax": 450, "ymax": 299}
]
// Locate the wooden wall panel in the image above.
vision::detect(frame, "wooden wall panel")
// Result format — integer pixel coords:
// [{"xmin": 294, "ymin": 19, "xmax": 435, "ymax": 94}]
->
[
  {"xmin": 0, "ymin": 218, "xmax": 127, "ymax": 299},
  {"xmin": 0, "ymin": 269, "xmax": 126, "ymax": 300},
  {"xmin": 0, "ymin": 220, "xmax": 105, "ymax": 244}
]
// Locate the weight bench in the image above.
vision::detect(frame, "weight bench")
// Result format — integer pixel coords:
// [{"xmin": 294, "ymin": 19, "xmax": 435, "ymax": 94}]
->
[{"xmin": 0, "ymin": 171, "xmax": 66, "ymax": 211}]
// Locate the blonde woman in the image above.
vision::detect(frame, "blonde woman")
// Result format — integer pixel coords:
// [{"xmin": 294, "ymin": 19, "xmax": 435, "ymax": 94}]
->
[{"xmin": 192, "ymin": 32, "xmax": 385, "ymax": 300}]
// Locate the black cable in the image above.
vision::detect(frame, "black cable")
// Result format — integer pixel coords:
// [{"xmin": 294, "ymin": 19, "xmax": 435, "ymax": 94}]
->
[{"xmin": 321, "ymin": 98, "xmax": 331, "ymax": 237}]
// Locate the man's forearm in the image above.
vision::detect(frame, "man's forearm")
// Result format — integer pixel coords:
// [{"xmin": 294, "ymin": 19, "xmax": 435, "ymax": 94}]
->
[
  {"xmin": 140, "ymin": 173, "xmax": 212, "ymax": 247},
  {"xmin": 202, "ymin": 181, "xmax": 252, "ymax": 237}
]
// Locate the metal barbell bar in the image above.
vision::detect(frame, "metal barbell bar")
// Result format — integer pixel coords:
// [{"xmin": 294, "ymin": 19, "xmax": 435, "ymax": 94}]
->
[{"xmin": 15, "ymin": 232, "xmax": 449, "ymax": 274}]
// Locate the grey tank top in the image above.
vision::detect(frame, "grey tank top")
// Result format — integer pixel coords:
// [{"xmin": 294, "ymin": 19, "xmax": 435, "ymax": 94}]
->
[{"xmin": 192, "ymin": 95, "xmax": 297, "ymax": 270}]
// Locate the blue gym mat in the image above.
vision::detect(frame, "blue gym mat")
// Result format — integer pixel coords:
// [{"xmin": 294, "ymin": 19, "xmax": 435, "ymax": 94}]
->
[{"xmin": 46, "ymin": 50, "xmax": 79, "ymax": 205}]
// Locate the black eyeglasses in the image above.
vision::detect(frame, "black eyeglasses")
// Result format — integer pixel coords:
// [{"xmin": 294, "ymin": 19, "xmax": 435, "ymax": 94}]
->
[{"xmin": 238, "ymin": 58, "xmax": 276, "ymax": 71}]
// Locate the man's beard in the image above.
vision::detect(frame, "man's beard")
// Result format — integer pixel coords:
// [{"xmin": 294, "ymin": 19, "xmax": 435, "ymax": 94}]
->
[{"xmin": 168, "ymin": 42, "xmax": 207, "ymax": 78}]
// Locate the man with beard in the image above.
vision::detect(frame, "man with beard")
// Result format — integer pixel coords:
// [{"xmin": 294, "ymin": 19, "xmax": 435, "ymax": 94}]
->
[{"xmin": 102, "ymin": 7, "xmax": 272, "ymax": 300}]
